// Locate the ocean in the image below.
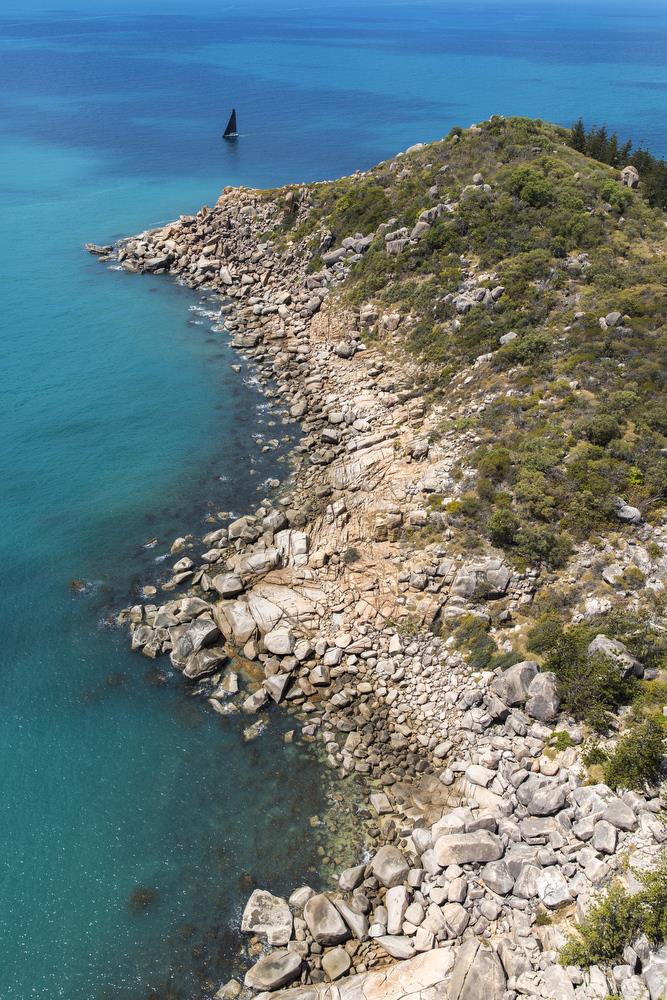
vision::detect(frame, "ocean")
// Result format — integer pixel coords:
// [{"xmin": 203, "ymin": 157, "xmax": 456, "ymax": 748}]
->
[{"xmin": 1, "ymin": 1, "xmax": 666, "ymax": 997}]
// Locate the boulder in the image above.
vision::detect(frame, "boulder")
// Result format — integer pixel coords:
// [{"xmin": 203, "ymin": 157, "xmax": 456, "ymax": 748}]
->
[
  {"xmin": 303, "ymin": 893, "xmax": 349, "ymax": 945},
  {"xmin": 592, "ymin": 819, "xmax": 617, "ymax": 854},
  {"xmin": 338, "ymin": 864, "xmax": 365, "ymax": 891},
  {"xmin": 536, "ymin": 868, "xmax": 572, "ymax": 908},
  {"xmin": 215, "ymin": 600, "xmax": 257, "ymax": 644},
  {"xmin": 621, "ymin": 165, "xmax": 640, "ymax": 189},
  {"xmin": 513, "ymin": 864, "xmax": 541, "ymax": 899},
  {"xmin": 333, "ymin": 899, "xmax": 369, "ymax": 940},
  {"xmin": 386, "ymin": 885, "xmax": 409, "ymax": 935},
  {"xmin": 447, "ymin": 939, "xmax": 506, "ymax": 1000},
  {"xmin": 434, "ymin": 831, "xmax": 503, "ymax": 866},
  {"xmin": 263, "ymin": 672, "xmax": 292, "ymax": 703},
  {"xmin": 170, "ymin": 617, "xmax": 220, "ymax": 668},
  {"xmin": 334, "ymin": 340, "xmax": 356, "ymax": 359},
  {"xmin": 616, "ymin": 502, "xmax": 642, "ymax": 524},
  {"xmin": 525, "ymin": 671, "xmax": 560, "ymax": 722},
  {"xmin": 264, "ymin": 628, "xmax": 295, "ymax": 656},
  {"xmin": 376, "ymin": 935, "xmax": 416, "ymax": 960},
  {"xmin": 525, "ymin": 781, "xmax": 568, "ymax": 817},
  {"xmin": 183, "ymin": 646, "xmax": 227, "ymax": 680},
  {"xmin": 241, "ymin": 889, "xmax": 293, "ymax": 946},
  {"xmin": 289, "ymin": 886, "xmax": 315, "ymax": 910},
  {"xmin": 370, "ymin": 846, "xmax": 410, "ymax": 888},
  {"xmin": 321, "ymin": 947, "xmax": 351, "ymax": 981},
  {"xmin": 237, "ymin": 548, "xmax": 281, "ymax": 579},
  {"xmin": 214, "ymin": 980, "xmax": 241, "ymax": 1000},
  {"xmin": 442, "ymin": 901, "xmax": 469, "ymax": 938},
  {"xmin": 602, "ymin": 798, "xmax": 638, "ymax": 832},
  {"xmin": 643, "ymin": 943, "xmax": 667, "ymax": 999},
  {"xmin": 244, "ymin": 950, "xmax": 302, "ymax": 992},
  {"xmin": 588, "ymin": 634, "xmax": 643, "ymax": 678},
  {"xmin": 212, "ymin": 573, "xmax": 244, "ymax": 598},
  {"xmin": 491, "ymin": 661, "xmax": 538, "ymax": 706},
  {"xmin": 541, "ymin": 966, "xmax": 577, "ymax": 1000},
  {"xmin": 480, "ymin": 861, "xmax": 514, "ymax": 895}
]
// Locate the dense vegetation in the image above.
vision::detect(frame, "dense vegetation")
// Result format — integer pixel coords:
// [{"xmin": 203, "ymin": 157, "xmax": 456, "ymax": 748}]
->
[
  {"xmin": 570, "ymin": 118, "xmax": 667, "ymax": 209},
  {"xmin": 278, "ymin": 117, "xmax": 667, "ymax": 571},
  {"xmin": 525, "ymin": 610, "xmax": 667, "ymax": 736},
  {"xmin": 560, "ymin": 855, "xmax": 667, "ymax": 968}
]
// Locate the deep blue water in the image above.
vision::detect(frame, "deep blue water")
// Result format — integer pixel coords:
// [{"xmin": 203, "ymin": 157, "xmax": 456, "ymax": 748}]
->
[{"xmin": 2, "ymin": 2, "xmax": 667, "ymax": 998}]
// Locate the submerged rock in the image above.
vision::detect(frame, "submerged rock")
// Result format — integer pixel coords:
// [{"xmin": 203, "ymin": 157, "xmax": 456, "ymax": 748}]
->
[{"xmin": 128, "ymin": 885, "xmax": 158, "ymax": 912}]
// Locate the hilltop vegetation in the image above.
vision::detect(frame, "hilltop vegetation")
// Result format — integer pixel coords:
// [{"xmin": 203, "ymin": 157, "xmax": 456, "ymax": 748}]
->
[
  {"xmin": 570, "ymin": 118, "xmax": 667, "ymax": 210},
  {"xmin": 275, "ymin": 116, "xmax": 667, "ymax": 572},
  {"xmin": 266, "ymin": 117, "xmax": 667, "ymax": 783}
]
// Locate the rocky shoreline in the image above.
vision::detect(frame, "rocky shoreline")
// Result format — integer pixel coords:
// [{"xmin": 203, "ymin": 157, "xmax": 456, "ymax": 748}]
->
[{"xmin": 92, "ymin": 164, "xmax": 666, "ymax": 1000}]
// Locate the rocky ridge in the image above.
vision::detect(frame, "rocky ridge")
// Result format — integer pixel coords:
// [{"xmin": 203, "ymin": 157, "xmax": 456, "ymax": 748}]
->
[{"xmin": 95, "ymin": 126, "xmax": 667, "ymax": 1000}]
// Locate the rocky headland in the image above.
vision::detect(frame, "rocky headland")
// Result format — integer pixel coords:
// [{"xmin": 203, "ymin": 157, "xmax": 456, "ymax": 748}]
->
[{"xmin": 94, "ymin": 117, "xmax": 667, "ymax": 1000}]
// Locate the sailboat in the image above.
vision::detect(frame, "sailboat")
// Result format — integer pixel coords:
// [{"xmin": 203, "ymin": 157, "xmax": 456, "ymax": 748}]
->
[{"xmin": 223, "ymin": 109, "xmax": 238, "ymax": 140}]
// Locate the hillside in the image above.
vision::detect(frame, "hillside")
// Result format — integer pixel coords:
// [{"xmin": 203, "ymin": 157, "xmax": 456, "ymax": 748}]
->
[
  {"xmin": 105, "ymin": 116, "xmax": 667, "ymax": 999},
  {"xmin": 274, "ymin": 115, "xmax": 667, "ymax": 571}
]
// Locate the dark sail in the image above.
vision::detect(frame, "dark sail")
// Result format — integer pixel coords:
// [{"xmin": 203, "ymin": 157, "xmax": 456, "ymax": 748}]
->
[{"xmin": 223, "ymin": 109, "xmax": 238, "ymax": 139}]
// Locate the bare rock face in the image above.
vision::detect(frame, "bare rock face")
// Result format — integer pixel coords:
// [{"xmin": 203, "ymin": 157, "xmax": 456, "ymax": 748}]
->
[
  {"xmin": 447, "ymin": 939, "xmax": 507, "ymax": 1000},
  {"xmin": 241, "ymin": 888, "xmax": 293, "ymax": 946},
  {"xmin": 252, "ymin": 948, "xmax": 456, "ymax": 1000},
  {"xmin": 303, "ymin": 893, "xmax": 349, "ymax": 945}
]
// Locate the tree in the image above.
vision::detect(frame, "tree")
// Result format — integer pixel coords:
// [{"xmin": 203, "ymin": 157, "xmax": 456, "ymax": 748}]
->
[{"xmin": 571, "ymin": 118, "xmax": 586, "ymax": 152}]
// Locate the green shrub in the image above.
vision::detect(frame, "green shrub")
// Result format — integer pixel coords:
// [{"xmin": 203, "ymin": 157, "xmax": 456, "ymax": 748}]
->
[
  {"xmin": 526, "ymin": 614, "xmax": 564, "ymax": 653},
  {"xmin": 545, "ymin": 627, "xmax": 636, "ymax": 731},
  {"xmin": 476, "ymin": 445, "xmax": 513, "ymax": 482},
  {"xmin": 560, "ymin": 882, "xmax": 644, "ymax": 968},
  {"xmin": 549, "ymin": 730, "xmax": 575, "ymax": 752},
  {"xmin": 496, "ymin": 331, "xmax": 551, "ymax": 367},
  {"xmin": 603, "ymin": 719, "xmax": 665, "ymax": 790},
  {"xmin": 328, "ymin": 182, "xmax": 392, "ymax": 238},
  {"xmin": 514, "ymin": 469, "xmax": 558, "ymax": 521},
  {"xmin": 489, "ymin": 509, "xmax": 520, "ymax": 546},
  {"xmin": 514, "ymin": 523, "xmax": 571, "ymax": 568},
  {"xmin": 508, "ymin": 166, "xmax": 555, "ymax": 207},
  {"xmin": 600, "ymin": 179, "xmax": 633, "ymax": 213},
  {"xmin": 452, "ymin": 615, "xmax": 520, "ymax": 671},
  {"xmin": 560, "ymin": 855, "xmax": 667, "ymax": 968},
  {"xmin": 583, "ymin": 742, "xmax": 608, "ymax": 767},
  {"xmin": 580, "ymin": 413, "xmax": 622, "ymax": 447}
]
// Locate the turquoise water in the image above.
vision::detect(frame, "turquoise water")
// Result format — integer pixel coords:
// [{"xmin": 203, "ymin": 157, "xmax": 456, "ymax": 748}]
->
[{"xmin": 2, "ymin": 2, "xmax": 667, "ymax": 997}]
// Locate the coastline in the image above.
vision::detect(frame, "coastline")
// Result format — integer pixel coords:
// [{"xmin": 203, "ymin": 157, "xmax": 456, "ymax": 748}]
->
[{"xmin": 95, "ymin": 147, "xmax": 667, "ymax": 1000}]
